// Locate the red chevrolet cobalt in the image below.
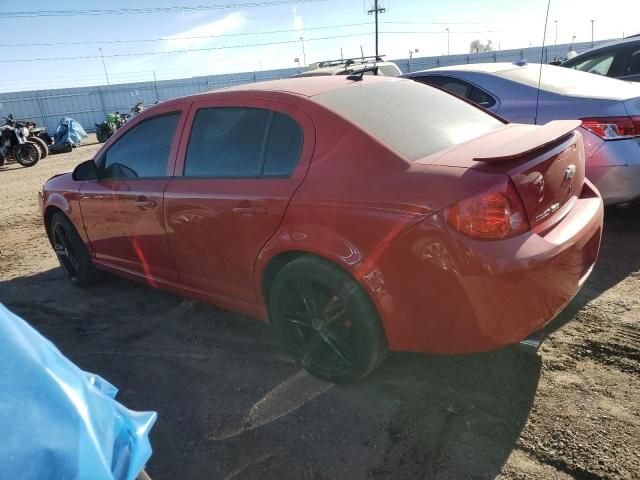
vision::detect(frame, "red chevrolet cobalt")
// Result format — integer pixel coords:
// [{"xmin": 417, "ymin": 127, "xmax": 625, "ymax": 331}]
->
[{"xmin": 40, "ymin": 76, "xmax": 603, "ymax": 382}]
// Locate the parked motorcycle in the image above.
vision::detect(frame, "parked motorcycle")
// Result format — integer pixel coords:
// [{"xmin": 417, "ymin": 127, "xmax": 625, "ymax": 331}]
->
[
  {"xmin": 3, "ymin": 114, "xmax": 49, "ymax": 159},
  {"xmin": 0, "ymin": 116, "xmax": 41, "ymax": 167},
  {"xmin": 95, "ymin": 100, "xmax": 145, "ymax": 143}
]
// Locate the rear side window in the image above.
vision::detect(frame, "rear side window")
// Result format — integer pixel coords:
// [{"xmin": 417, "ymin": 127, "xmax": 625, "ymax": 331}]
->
[
  {"xmin": 184, "ymin": 108, "xmax": 270, "ymax": 177},
  {"xmin": 263, "ymin": 112, "xmax": 303, "ymax": 177},
  {"xmin": 314, "ymin": 80, "xmax": 504, "ymax": 161},
  {"xmin": 569, "ymin": 51, "xmax": 615, "ymax": 76},
  {"xmin": 102, "ymin": 113, "xmax": 179, "ymax": 179},
  {"xmin": 184, "ymin": 107, "xmax": 303, "ymax": 178},
  {"xmin": 626, "ymin": 48, "xmax": 640, "ymax": 76}
]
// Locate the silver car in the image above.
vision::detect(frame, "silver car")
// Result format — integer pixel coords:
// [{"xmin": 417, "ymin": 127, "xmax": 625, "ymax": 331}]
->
[{"xmin": 403, "ymin": 63, "xmax": 640, "ymax": 205}]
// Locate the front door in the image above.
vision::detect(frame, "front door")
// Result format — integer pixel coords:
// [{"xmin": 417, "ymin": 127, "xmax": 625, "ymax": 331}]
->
[
  {"xmin": 164, "ymin": 98, "xmax": 314, "ymax": 303},
  {"xmin": 80, "ymin": 109, "xmax": 186, "ymax": 282}
]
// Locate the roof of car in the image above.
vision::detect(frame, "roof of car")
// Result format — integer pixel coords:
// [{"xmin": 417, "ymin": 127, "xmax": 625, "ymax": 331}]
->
[
  {"xmin": 568, "ymin": 35, "xmax": 640, "ymax": 59},
  {"xmin": 411, "ymin": 62, "xmax": 525, "ymax": 75},
  {"xmin": 198, "ymin": 75, "xmax": 400, "ymax": 98}
]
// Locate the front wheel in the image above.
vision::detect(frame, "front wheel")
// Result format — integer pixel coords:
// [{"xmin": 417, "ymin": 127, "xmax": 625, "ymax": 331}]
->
[
  {"xmin": 269, "ymin": 256, "xmax": 388, "ymax": 383},
  {"xmin": 16, "ymin": 142, "xmax": 41, "ymax": 167},
  {"xmin": 50, "ymin": 212, "xmax": 103, "ymax": 287}
]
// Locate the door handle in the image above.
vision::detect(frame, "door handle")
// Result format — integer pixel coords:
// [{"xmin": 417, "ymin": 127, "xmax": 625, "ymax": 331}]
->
[
  {"xmin": 233, "ymin": 206, "xmax": 267, "ymax": 216},
  {"xmin": 134, "ymin": 197, "xmax": 158, "ymax": 209}
]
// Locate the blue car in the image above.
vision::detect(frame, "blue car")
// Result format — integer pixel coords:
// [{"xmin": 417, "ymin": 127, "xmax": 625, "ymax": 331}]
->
[{"xmin": 403, "ymin": 63, "xmax": 640, "ymax": 205}]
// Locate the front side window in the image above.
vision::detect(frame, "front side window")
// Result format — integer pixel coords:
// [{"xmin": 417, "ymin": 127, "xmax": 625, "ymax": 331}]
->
[
  {"xmin": 102, "ymin": 113, "xmax": 180, "ymax": 179},
  {"xmin": 184, "ymin": 107, "xmax": 303, "ymax": 178}
]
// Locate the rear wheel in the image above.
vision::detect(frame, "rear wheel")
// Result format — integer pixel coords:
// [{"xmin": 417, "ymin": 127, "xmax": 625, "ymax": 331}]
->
[
  {"xmin": 16, "ymin": 142, "xmax": 40, "ymax": 167},
  {"xmin": 269, "ymin": 256, "xmax": 388, "ymax": 383},
  {"xmin": 50, "ymin": 212, "xmax": 103, "ymax": 287}
]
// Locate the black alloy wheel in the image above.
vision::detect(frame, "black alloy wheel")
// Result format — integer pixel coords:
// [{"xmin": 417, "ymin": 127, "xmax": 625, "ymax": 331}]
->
[
  {"xmin": 270, "ymin": 256, "xmax": 388, "ymax": 383},
  {"xmin": 50, "ymin": 212, "xmax": 103, "ymax": 287},
  {"xmin": 52, "ymin": 222, "xmax": 80, "ymax": 281}
]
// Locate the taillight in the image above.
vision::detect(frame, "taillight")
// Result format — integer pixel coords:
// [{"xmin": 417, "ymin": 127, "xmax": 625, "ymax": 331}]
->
[
  {"xmin": 442, "ymin": 180, "xmax": 530, "ymax": 240},
  {"xmin": 580, "ymin": 116, "xmax": 640, "ymax": 140}
]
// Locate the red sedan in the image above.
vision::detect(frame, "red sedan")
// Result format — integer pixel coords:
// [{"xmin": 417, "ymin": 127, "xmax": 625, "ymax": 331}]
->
[{"xmin": 40, "ymin": 76, "xmax": 603, "ymax": 382}]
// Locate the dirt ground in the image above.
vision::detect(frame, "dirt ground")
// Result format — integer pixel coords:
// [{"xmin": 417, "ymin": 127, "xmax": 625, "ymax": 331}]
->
[{"xmin": 1, "ymin": 138, "xmax": 638, "ymax": 480}]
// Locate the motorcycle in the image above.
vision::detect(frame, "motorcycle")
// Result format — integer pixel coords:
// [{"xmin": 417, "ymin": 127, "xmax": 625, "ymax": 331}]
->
[
  {"xmin": 95, "ymin": 100, "xmax": 144, "ymax": 143},
  {"xmin": 0, "ymin": 116, "xmax": 41, "ymax": 167},
  {"xmin": 3, "ymin": 114, "xmax": 50, "ymax": 159}
]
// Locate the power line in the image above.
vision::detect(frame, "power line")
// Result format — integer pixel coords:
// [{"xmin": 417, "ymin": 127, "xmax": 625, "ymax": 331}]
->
[
  {"xmin": 0, "ymin": 30, "xmax": 494, "ymax": 64},
  {"xmin": 0, "ymin": 22, "xmax": 375, "ymax": 47},
  {"xmin": 0, "ymin": 0, "xmax": 325, "ymax": 19},
  {"xmin": 0, "ymin": 30, "xmax": 501, "ymax": 64},
  {"xmin": 0, "ymin": 21, "xmax": 508, "ymax": 48}
]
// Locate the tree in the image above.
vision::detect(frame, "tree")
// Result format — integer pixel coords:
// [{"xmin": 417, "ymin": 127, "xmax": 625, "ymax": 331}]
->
[{"xmin": 469, "ymin": 39, "xmax": 494, "ymax": 53}]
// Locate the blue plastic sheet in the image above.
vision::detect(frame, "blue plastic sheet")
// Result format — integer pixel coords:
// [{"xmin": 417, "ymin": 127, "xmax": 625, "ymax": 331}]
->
[
  {"xmin": 52, "ymin": 116, "xmax": 88, "ymax": 151},
  {"xmin": 0, "ymin": 304, "xmax": 156, "ymax": 480}
]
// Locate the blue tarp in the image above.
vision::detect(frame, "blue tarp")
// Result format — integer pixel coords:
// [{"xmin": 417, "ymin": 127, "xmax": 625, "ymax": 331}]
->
[
  {"xmin": 52, "ymin": 117, "xmax": 88, "ymax": 151},
  {"xmin": 0, "ymin": 304, "xmax": 156, "ymax": 480}
]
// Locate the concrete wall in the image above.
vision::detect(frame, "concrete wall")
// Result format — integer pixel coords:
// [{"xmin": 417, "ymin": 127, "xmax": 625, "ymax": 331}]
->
[{"xmin": 0, "ymin": 40, "xmax": 611, "ymax": 133}]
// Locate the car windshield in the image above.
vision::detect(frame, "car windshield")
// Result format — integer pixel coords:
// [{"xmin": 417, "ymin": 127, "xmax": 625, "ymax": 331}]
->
[
  {"xmin": 496, "ymin": 64, "xmax": 640, "ymax": 99},
  {"xmin": 313, "ymin": 79, "xmax": 504, "ymax": 161}
]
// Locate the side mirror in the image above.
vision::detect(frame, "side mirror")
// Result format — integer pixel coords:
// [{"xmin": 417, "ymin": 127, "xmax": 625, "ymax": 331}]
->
[{"xmin": 72, "ymin": 159, "xmax": 99, "ymax": 181}]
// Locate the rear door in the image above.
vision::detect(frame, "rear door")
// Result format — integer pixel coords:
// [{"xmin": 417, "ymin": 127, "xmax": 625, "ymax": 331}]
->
[
  {"xmin": 164, "ymin": 97, "xmax": 315, "ymax": 303},
  {"xmin": 80, "ymin": 106, "xmax": 187, "ymax": 281}
]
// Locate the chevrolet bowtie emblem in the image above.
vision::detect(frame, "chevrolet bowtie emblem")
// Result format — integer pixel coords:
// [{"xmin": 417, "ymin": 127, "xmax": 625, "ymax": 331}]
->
[{"xmin": 564, "ymin": 164, "xmax": 576, "ymax": 182}]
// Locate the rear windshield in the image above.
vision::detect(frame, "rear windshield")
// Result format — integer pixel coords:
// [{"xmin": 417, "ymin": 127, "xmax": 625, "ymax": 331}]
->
[
  {"xmin": 313, "ymin": 79, "xmax": 503, "ymax": 161},
  {"xmin": 496, "ymin": 65, "xmax": 640, "ymax": 100}
]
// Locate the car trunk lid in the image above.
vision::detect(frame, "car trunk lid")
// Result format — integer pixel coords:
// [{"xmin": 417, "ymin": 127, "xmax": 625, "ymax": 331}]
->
[{"xmin": 418, "ymin": 121, "xmax": 586, "ymax": 229}]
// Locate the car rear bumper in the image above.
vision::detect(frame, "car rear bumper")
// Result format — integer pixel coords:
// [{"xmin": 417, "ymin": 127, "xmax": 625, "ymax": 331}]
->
[
  {"xmin": 586, "ymin": 138, "xmax": 640, "ymax": 205},
  {"xmin": 368, "ymin": 182, "xmax": 604, "ymax": 354}
]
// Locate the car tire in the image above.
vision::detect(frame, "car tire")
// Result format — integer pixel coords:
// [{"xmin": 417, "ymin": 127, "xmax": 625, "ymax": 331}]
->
[
  {"xmin": 269, "ymin": 255, "xmax": 388, "ymax": 383},
  {"xmin": 50, "ymin": 212, "xmax": 103, "ymax": 287},
  {"xmin": 28, "ymin": 135, "xmax": 49, "ymax": 159}
]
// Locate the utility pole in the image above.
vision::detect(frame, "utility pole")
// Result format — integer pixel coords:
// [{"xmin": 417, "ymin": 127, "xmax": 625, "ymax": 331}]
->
[
  {"xmin": 445, "ymin": 27, "xmax": 450, "ymax": 55},
  {"xmin": 299, "ymin": 36, "xmax": 307, "ymax": 67},
  {"xmin": 99, "ymin": 48, "xmax": 110, "ymax": 86},
  {"xmin": 152, "ymin": 70, "xmax": 160, "ymax": 102},
  {"xmin": 554, "ymin": 20, "xmax": 558, "ymax": 45},
  {"xmin": 590, "ymin": 19, "xmax": 595, "ymax": 47},
  {"xmin": 367, "ymin": 0, "xmax": 386, "ymax": 58}
]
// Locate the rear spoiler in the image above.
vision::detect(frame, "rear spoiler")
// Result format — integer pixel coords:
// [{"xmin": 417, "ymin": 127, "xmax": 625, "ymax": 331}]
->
[{"xmin": 473, "ymin": 120, "xmax": 581, "ymax": 163}]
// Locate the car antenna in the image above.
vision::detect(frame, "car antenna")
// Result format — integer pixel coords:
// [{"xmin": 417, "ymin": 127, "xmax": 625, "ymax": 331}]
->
[
  {"xmin": 534, "ymin": 0, "xmax": 552, "ymax": 125},
  {"xmin": 347, "ymin": 65, "xmax": 379, "ymax": 81}
]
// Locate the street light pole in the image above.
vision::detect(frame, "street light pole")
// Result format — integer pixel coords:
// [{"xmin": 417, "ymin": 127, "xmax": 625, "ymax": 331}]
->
[
  {"xmin": 445, "ymin": 27, "xmax": 450, "ymax": 55},
  {"xmin": 299, "ymin": 36, "xmax": 307, "ymax": 67},
  {"xmin": 99, "ymin": 48, "xmax": 110, "ymax": 86},
  {"xmin": 554, "ymin": 20, "xmax": 558, "ymax": 45},
  {"xmin": 590, "ymin": 19, "xmax": 595, "ymax": 47}
]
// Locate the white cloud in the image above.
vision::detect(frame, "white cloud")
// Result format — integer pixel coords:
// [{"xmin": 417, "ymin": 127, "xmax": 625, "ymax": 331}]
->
[
  {"xmin": 163, "ymin": 11, "xmax": 248, "ymax": 48},
  {"xmin": 292, "ymin": 7, "xmax": 303, "ymax": 32}
]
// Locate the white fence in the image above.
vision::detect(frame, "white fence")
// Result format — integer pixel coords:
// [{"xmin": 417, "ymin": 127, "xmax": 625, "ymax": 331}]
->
[{"xmin": 0, "ymin": 40, "xmax": 610, "ymax": 133}]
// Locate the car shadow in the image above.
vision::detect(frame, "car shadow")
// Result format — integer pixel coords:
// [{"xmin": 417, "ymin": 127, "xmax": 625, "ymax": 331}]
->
[
  {"xmin": 545, "ymin": 203, "xmax": 640, "ymax": 334},
  {"xmin": 0, "ymin": 267, "xmax": 540, "ymax": 479}
]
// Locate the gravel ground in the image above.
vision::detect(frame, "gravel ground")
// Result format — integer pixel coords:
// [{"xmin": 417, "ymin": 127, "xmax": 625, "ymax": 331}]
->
[{"xmin": 0, "ymin": 138, "xmax": 638, "ymax": 480}]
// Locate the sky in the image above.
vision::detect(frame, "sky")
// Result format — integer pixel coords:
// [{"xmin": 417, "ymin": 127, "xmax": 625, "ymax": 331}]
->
[{"xmin": 0, "ymin": 0, "xmax": 638, "ymax": 93}]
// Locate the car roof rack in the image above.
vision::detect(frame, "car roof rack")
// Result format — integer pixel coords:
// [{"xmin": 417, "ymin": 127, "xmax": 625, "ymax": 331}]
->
[{"xmin": 317, "ymin": 55, "xmax": 385, "ymax": 68}]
